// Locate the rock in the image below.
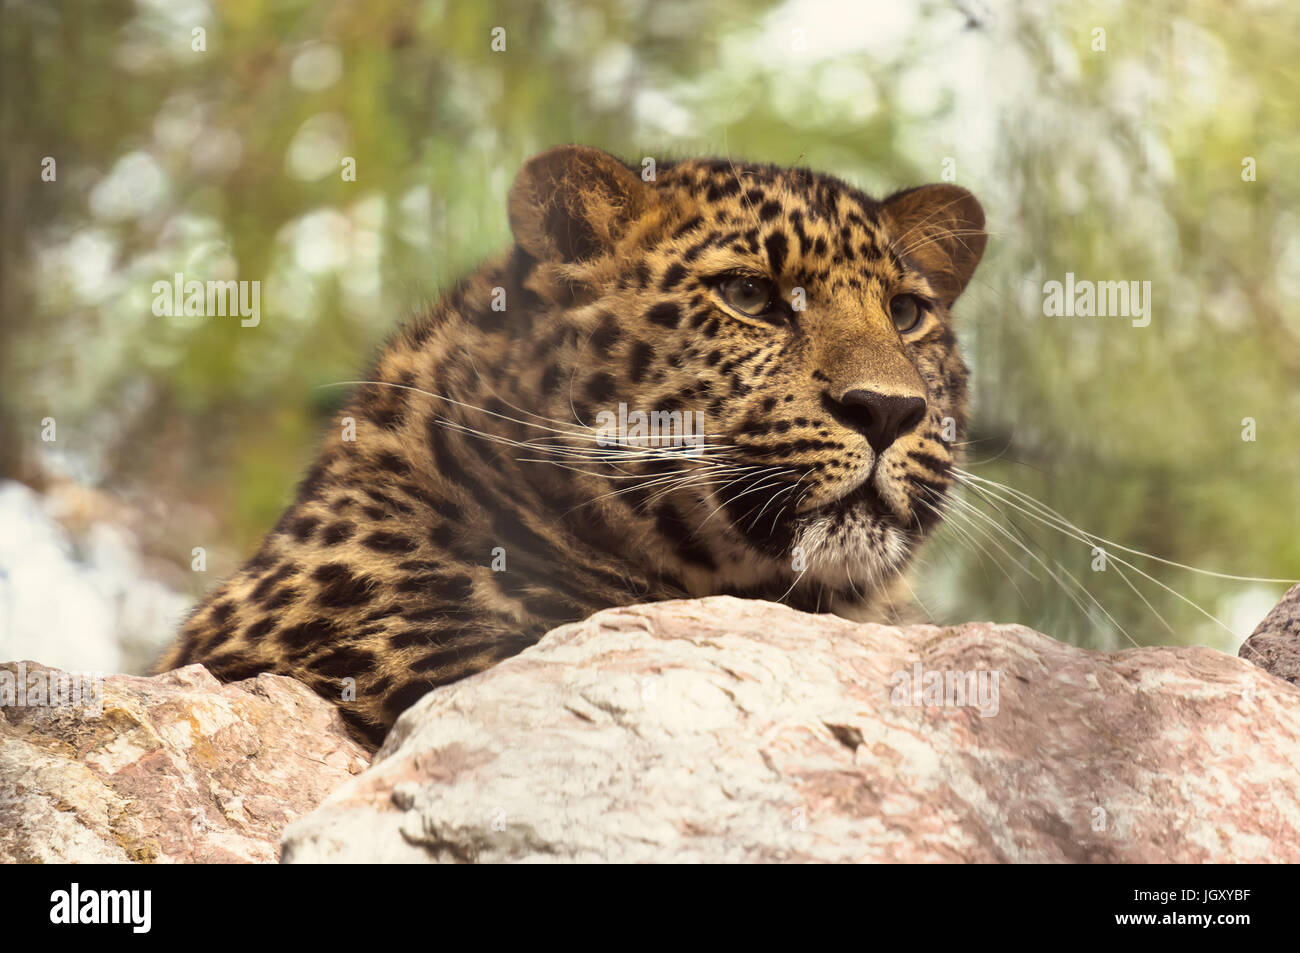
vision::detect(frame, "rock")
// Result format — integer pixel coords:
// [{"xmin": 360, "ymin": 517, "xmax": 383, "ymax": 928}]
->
[
  {"xmin": 1240, "ymin": 583, "xmax": 1300, "ymax": 686},
  {"xmin": 0, "ymin": 662, "xmax": 369, "ymax": 863},
  {"xmin": 282, "ymin": 596, "xmax": 1300, "ymax": 864}
]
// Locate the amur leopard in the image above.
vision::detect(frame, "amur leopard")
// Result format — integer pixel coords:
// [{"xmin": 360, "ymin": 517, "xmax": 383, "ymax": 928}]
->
[{"xmin": 156, "ymin": 145, "xmax": 988, "ymax": 749}]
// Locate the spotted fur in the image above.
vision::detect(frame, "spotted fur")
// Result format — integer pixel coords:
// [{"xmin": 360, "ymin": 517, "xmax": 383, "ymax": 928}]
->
[{"xmin": 157, "ymin": 145, "xmax": 988, "ymax": 749}]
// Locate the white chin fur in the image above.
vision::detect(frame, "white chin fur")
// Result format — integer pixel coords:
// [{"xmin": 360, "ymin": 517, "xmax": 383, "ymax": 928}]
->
[{"xmin": 791, "ymin": 507, "xmax": 909, "ymax": 589}]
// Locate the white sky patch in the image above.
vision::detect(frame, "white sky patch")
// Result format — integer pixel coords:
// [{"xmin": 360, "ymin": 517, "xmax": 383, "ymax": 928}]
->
[
  {"xmin": 815, "ymin": 61, "xmax": 880, "ymax": 123},
  {"xmin": 1222, "ymin": 585, "xmax": 1290, "ymax": 652},
  {"xmin": 290, "ymin": 208, "xmax": 354, "ymax": 273},
  {"xmin": 635, "ymin": 88, "xmax": 695, "ymax": 138},
  {"xmin": 45, "ymin": 229, "xmax": 119, "ymax": 304},
  {"xmin": 340, "ymin": 194, "xmax": 385, "ymax": 308},
  {"xmin": 696, "ymin": 0, "xmax": 1025, "ymax": 200},
  {"xmin": 754, "ymin": 0, "xmax": 919, "ymax": 62},
  {"xmin": 88, "ymin": 151, "xmax": 169, "ymax": 222},
  {"xmin": 291, "ymin": 42, "xmax": 344, "ymax": 92},
  {"xmin": 134, "ymin": 0, "xmax": 210, "ymax": 29},
  {"xmin": 398, "ymin": 184, "xmax": 434, "ymax": 249},
  {"xmin": 588, "ymin": 42, "xmax": 635, "ymax": 112},
  {"xmin": 286, "ymin": 113, "xmax": 348, "ymax": 182},
  {"xmin": 0, "ymin": 482, "xmax": 189, "ymax": 673}
]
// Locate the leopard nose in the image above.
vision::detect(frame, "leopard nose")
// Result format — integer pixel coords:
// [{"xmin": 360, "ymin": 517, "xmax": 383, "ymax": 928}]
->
[{"xmin": 834, "ymin": 390, "xmax": 927, "ymax": 455}]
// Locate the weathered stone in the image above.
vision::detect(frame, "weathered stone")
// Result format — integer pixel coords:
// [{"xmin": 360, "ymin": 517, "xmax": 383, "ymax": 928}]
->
[
  {"xmin": 1240, "ymin": 583, "xmax": 1300, "ymax": 686},
  {"xmin": 0, "ymin": 662, "xmax": 369, "ymax": 863},
  {"xmin": 281, "ymin": 596, "xmax": 1300, "ymax": 864}
]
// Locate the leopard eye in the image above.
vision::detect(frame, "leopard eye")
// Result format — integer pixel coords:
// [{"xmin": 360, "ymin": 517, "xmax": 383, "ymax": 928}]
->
[
  {"xmin": 719, "ymin": 275, "xmax": 775, "ymax": 317},
  {"xmin": 889, "ymin": 294, "xmax": 925, "ymax": 334}
]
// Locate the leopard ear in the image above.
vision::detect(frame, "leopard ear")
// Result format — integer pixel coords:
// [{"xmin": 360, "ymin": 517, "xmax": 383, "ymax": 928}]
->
[
  {"xmin": 880, "ymin": 185, "xmax": 987, "ymax": 307},
  {"xmin": 509, "ymin": 145, "xmax": 657, "ymax": 264}
]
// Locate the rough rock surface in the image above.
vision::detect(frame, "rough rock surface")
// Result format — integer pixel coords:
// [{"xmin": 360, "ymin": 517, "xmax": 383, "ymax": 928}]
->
[
  {"xmin": 281, "ymin": 596, "xmax": 1300, "ymax": 864},
  {"xmin": 1241, "ymin": 583, "xmax": 1300, "ymax": 686},
  {"xmin": 0, "ymin": 662, "xmax": 369, "ymax": 863}
]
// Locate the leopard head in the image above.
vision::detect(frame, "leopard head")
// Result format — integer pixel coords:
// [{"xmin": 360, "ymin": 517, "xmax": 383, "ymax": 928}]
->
[{"xmin": 507, "ymin": 145, "xmax": 986, "ymax": 605}]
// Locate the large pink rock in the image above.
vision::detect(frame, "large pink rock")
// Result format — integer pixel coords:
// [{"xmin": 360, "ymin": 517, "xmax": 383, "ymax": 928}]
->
[
  {"xmin": 282, "ymin": 597, "xmax": 1300, "ymax": 863},
  {"xmin": 0, "ymin": 662, "xmax": 369, "ymax": 863}
]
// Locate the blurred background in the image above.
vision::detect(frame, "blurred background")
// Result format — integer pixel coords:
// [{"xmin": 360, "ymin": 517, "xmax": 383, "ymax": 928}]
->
[{"xmin": 2, "ymin": 0, "xmax": 1297, "ymax": 673}]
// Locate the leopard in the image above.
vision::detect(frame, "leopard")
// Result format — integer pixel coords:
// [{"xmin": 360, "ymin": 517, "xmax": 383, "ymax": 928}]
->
[{"xmin": 156, "ymin": 144, "xmax": 988, "ymax": 750}]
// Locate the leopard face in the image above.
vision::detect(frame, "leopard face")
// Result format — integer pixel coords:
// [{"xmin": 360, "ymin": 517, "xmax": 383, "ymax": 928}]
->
[{"xmin": 510, "ymin": 147, "xmax": 986, "ymax": 606}]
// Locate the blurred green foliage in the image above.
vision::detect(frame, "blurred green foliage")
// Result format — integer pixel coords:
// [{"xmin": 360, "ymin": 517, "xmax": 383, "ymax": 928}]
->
[{"xmin": 3, "ymin": 0, "xmax": 1297, "ymax": 651}]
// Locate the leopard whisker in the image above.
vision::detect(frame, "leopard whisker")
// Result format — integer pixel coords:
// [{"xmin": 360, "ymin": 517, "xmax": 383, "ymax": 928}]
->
[
  {"xmin": 956, "ymin": 477, "xmax": 1224, "ymax": 645},
  {"xmin": 955, "ymin": 469, "xmax": 1299, "ymax": 585},
  {"xmin": 320, "ymin": 379, "xmax": 608, "ymax": 443},
  {"xmin": 947, "ymin": 485, "xmax": 1136, "ymax": 645},
  {"xmin": 692, "ymin": 467, "xmax": 801, "ymax": 538},
  {"xmin": 956, "ymin": 476, "xmax": 1221, "ymax": 640}
]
